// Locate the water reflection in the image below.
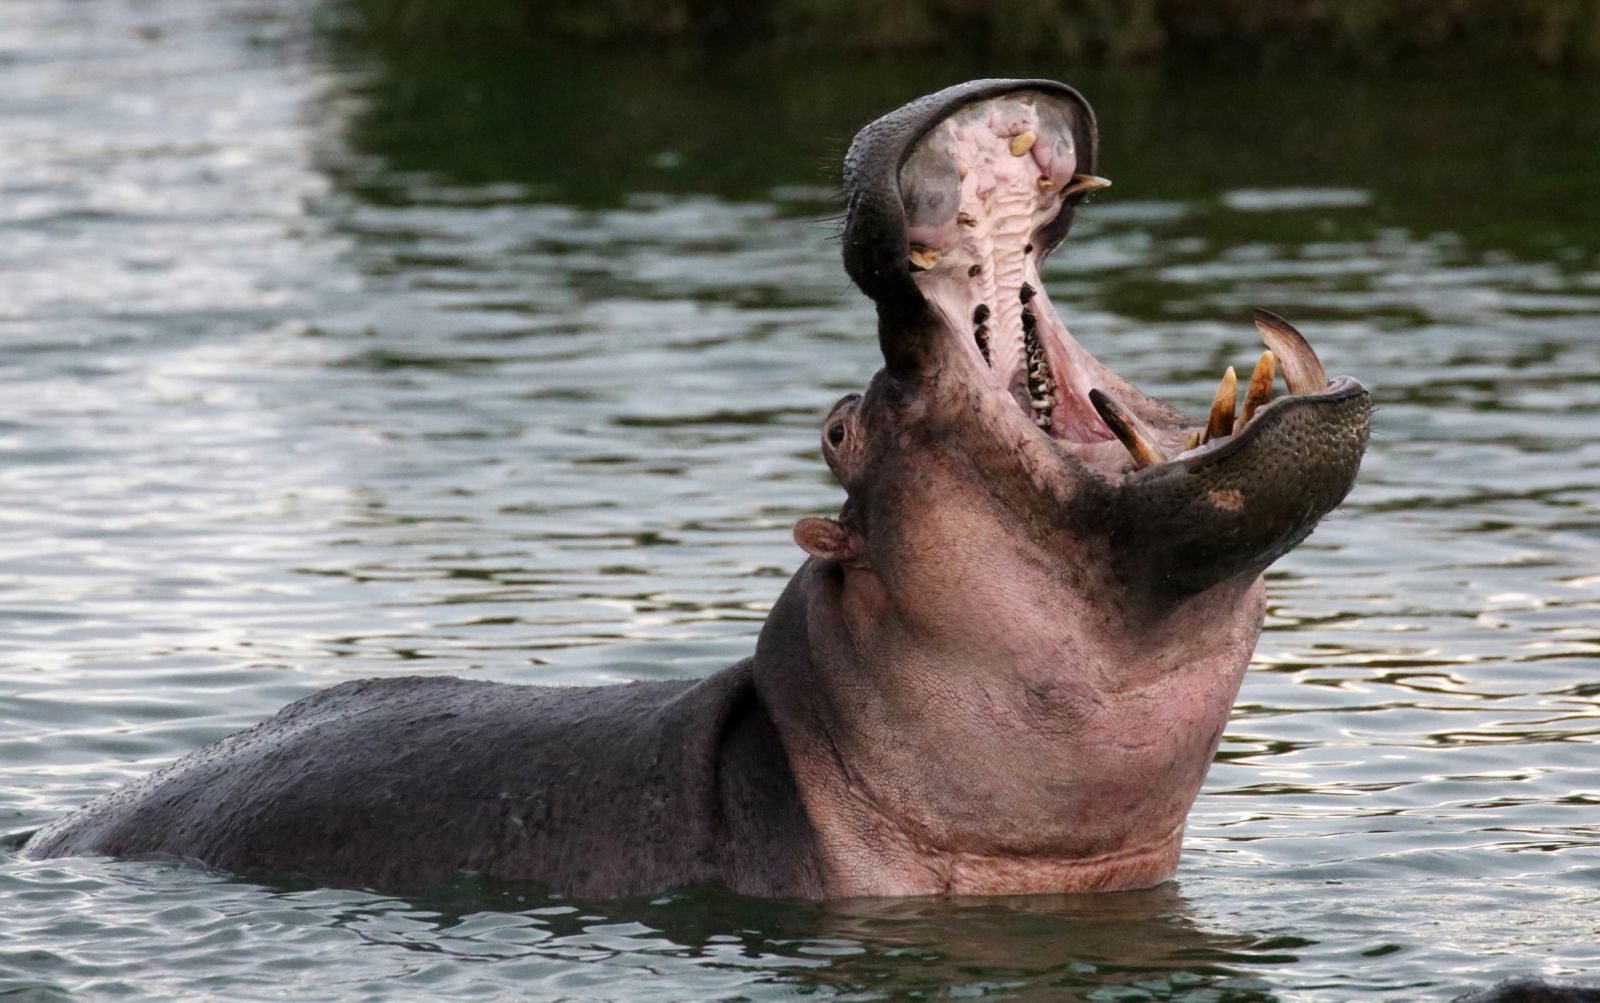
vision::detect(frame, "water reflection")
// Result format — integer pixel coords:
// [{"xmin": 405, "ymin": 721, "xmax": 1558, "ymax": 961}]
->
[{"xmin": 271, "ymin": 877, "xmax": 1294, "ymax": 1002}]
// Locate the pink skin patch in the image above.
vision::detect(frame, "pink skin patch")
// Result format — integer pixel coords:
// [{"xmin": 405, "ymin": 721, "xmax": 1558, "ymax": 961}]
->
[{"xmin": 899, "ymin": 94, "xmax": 1113, "ymax": 445}]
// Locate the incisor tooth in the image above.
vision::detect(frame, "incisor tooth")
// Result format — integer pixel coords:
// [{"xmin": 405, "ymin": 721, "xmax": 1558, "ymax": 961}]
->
[
  {"xmin": 1089, "ymin": 389, "xmax": 1169, "ymax": 469},
  {"xmin": 1009, "ymin": 131, "xmax": 1037, "ymax": 156},
  {"xmin": 1253, "ymin": 309, "xmax": 1328, "ymax": 395},
  {"xmin": 1241, "ymin": 350, "xmax": 1275, "ymax": 425},
  {"xmin": 1203, "ymin": 366, "xmax": 1238, "ymax": 443},
  {"xmin": 909, "ymin": 246, "xmax": 940, "ymax": 271}
]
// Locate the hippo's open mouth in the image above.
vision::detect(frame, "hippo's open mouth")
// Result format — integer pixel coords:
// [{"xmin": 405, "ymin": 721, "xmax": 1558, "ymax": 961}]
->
[
  {"xmin": 842, "ymin": 79, "xmax": 1371, "ymax": 598},
  {"xmin": 886, "ymin": 86, "xmax": 1361, "ymax": 486}
]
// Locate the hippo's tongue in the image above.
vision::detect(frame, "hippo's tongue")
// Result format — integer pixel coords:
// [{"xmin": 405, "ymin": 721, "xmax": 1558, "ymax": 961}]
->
[{"xmin": 898, "ymin": 92, "xmax": 1115, "ymax": 444}]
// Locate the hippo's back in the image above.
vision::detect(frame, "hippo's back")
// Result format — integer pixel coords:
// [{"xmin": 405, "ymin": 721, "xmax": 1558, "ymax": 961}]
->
[{"xmin": 26, "ymin": 671, "xmax": 746, "ymax": 894}]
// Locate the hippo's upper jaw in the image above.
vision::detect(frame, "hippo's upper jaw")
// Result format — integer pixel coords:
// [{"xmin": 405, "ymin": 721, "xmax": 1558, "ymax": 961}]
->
[{"xmin": 837, "ymin": 79, "xmax": 1371, "ymax": 603}]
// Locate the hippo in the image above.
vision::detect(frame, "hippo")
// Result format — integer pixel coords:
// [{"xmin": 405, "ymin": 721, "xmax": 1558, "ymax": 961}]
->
[
  {"xmin": 26, "ymin": 78, "xmax": 1370, "ymax": 899},
  {"xmin": 1454, "ymin": 978, "xmax": 1600, "ymax": 1003}
]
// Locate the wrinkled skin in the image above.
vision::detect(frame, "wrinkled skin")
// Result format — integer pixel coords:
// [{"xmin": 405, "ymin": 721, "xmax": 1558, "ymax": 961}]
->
[{"xmin": 27, "ymin": 79, "xmax": 1370, "ymax": 899}]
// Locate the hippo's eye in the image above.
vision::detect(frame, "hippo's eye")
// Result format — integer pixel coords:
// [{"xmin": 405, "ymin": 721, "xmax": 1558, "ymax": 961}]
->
[{"xmin": 827, "ymin": 422, "xmax": 846, "ymax": 447}]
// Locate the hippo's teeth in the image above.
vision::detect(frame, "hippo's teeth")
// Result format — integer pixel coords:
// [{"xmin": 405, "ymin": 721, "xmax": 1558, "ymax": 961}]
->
[
  {"xmin": 1009, "ymin": 130, "xmax": 1037, "ymax": 156},
  {"xmin": 971, "ymin": 304, "xmax": 993, "ymax": 366},
  {"xmin": 909, "ymin": 246, "xmax": 940, "ymax": 271},
  {"xmin": 1037, "ymin": 176, "xmax": 1056, "ymax": 192},
  {"xmin": 1240, "ymin": 350, "xmax": 1276, "ymax": 426},
  {"xmin": 958, "ymin": 211, "xmax": 977, "ymax": 227},
  {"xmin": 1203, "ymin": 366, "xmax": 1238, "ymax": 444},
  {"xmin": 1089, "ymin": 389, "xmax": 1169, "ymax": 468},
  {"xmin": 1253, "ymin": 309, "xmax": 1328, "ymax": 395},
  {"xmin": 1060, "ymin": 174, "xmax": 1113, "ymax": 199}
]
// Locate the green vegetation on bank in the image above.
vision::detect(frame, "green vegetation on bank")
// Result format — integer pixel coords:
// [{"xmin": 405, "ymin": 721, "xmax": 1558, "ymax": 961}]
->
[{"xmin": 343, "ymin": 0, "xmax": 1600, "ymax": 67}]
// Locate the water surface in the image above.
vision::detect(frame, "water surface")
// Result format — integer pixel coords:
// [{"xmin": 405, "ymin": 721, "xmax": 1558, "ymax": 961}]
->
[{"xmin": 2, "ymin": 3, "xmax": 1599, "ymax": 1000}]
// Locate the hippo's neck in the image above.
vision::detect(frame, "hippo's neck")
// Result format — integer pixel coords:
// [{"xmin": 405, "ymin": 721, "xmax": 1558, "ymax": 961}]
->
[{"xmin": 753, "ymin": 558, "xmax": 1262, "ymax": 898}]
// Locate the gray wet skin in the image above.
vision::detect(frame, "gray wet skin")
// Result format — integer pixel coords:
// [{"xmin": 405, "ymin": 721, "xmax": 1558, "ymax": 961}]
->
[{"xmin": 26, "ymin": 79, "xmax": 1371, "ymax": 899}]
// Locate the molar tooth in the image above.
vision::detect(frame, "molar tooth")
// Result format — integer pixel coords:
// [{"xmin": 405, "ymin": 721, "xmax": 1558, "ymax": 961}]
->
[
  {"xmin": 908, "ymin": 246, "xmax": 940, "ymax": 271},
  {"xmin": 973, "ymin": 304, "xmax": 990, "ymax": 325},
  {"xmin": 1089, "ymin": 389, "xmax": 1169, "ymax": 469},
  {"xmin": 1009, "ymin": 130, "xmax": 1037, "ymax": 156},
  {"xmin": 1240, "ymin": 350, "xmax": 1276, "ymax": 425},
  {"xmin": 1037, "ymin": 175, "xmax": 1056, "ymax": 192},
  {"xmin": 1030, "ymin": 396, "xmax": 1055, "ymax": 410},
  {"xmin": 1203, "ymin": 366, "xmax": 1238, "ymax": 443},
  {"xmin": 1060, "ymin": 174, "xmax": 1113, "ymax": 199},
  {"xmin": 1253, "ymin": 309, "xmax": 1328, "ymax": 395}
]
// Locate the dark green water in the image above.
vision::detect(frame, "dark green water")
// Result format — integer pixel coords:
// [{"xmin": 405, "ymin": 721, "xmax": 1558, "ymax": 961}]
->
[{"xmin": 2, "ymin": 2, "xmax": 1598, "ymax": 1000}]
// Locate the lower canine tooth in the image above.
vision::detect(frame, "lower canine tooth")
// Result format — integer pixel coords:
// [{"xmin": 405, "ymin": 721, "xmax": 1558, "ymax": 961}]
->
[
  {"xmin": 1240, "ymin": 350, "xmax": 1276, "ymax": 425},
  {"xmin": 1089, "ymin": 389, "xmax": 1169, "ymax": 469},
  {"xmin": 1253, "ymin": 309, "xmax": 1328, "ymax": 395},
  {"xmin": 1203, "ymin": 366, "xmax": 1238, "ymax": 443}
]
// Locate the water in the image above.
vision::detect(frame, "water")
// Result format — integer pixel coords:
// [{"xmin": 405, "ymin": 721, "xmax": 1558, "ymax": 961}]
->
[{"xmin": 2, "ymin": 2, "xmax": 1598, "ymax": 999}]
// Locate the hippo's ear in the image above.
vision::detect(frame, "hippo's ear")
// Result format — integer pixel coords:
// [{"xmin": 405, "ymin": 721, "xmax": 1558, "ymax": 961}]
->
[{"xmin": 793, "ymin": 517, "xmax": 858, "ymax": 564}]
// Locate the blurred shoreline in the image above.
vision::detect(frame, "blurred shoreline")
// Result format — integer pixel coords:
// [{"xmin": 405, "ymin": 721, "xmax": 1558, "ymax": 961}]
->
[{"xmin": 340, "ymin": 0, "xmax": 1600, "ymax": 69}]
